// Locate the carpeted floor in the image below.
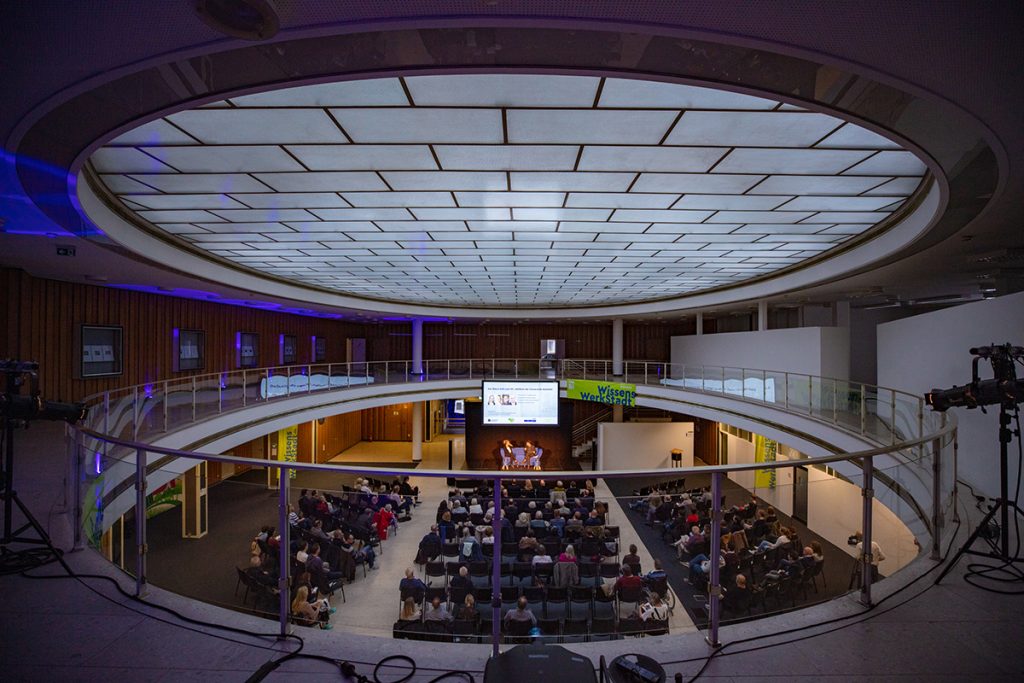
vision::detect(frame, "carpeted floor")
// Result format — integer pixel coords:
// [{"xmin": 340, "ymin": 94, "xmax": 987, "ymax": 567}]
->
[{"xmin": 605, "ymin": 473, "xmax": 858, "ymax": 628}]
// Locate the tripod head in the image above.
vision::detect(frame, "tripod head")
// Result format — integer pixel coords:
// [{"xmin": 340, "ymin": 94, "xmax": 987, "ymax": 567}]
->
[{"xmin": 0, "ymin": 359, "xmax": 86, "ymax": 425}]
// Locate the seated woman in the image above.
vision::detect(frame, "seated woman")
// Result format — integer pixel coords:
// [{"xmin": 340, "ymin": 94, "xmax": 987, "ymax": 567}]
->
[
  {"xmin": 524, "ymin": 440, "xmax": 539, "ymax": 469},
  {"xmin": 500, "ymin": 439, "xmax": 514, "ymax": 470},
  {"xmin": 291, "ymin": 585, "xmax": 334, "ymax": 630},
  {"xmin": 456, "ymin": 594, "xmax": 479, "ymax": 622},
  {"xmin": 755, "ymin": 526, "xmax": 792, "ymax": 553},
  {"xmin": 634, "ymin": 592, "xmax": 669, "ymax": 622},
  {"xmin": 399, "ymin": 596, "xmax": 421, "ymax": 622}
]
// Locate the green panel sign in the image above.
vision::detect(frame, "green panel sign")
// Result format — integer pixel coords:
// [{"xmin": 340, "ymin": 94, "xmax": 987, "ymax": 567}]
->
[{"xmin": 565, "ymin": 379, "xmax": 636, "ymax": 406}]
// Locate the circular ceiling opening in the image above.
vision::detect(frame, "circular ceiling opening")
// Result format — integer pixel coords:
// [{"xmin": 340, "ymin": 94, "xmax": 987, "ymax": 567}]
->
[{"xmin": 89, "ymin": 74, "xmax": 926, "ymax": 308}]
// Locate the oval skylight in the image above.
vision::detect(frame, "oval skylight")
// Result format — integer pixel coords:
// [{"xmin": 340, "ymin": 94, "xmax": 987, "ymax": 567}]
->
[{"xmin": 90, "ymin": 74, "xmax": 926, "ymax": 308}]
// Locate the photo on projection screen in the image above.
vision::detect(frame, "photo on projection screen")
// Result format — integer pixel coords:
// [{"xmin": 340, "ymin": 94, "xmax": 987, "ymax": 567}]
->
[{"xmin": 482, "ymin": 380, "xmax": 559, "ymax": 425}]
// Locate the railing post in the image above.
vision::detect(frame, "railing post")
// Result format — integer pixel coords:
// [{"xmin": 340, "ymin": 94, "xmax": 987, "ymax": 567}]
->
[
  {"xmin": 278, "ymin": 464, "xmax": 290, "ymax": 638},
  {"xmin": 890, "ymin": 391, "xmax": 897, "ymax": 444},
  {"xmin": 71, "ymin": 430, "xmax": 84, "ymax": 551},
  {"xmin": 515, "ymin": 359, "xmax": 519, "ymax": 379},
  {"xmin": 163, "ymin": 381, "xmax": 169, "ymax": 432},
  {"xmin": 808, "ymin": 375, "xmax": 813, "ymax": 415},
  {"xmin": 707, "ymin": 471, "xmax": 723, "ymax": 648},
  {"xmin": 917, "ymin": 400, "xmax": 925, "ymax": 460},
  {"xmin": 741, "ymin": 367, "xmax": 746, "ymax": 398},
  {"xmin": 286, "ymin": 366, "xmax": 291, "ymax": 397},
  {"xmin": 784, "ymin": 372, "xmax": 790, "ymax": 411},
  {"xmin": 491, "ymin": 476, "xmax": 502, "ymax": 657},
  {"xmin": 385, "ymin": 362, "xmax": 389, "ymax": 385},
  {"xmin": 491, "ymin": 357, "xmax": 495, "ymax": 378},
  {"xmin": 952, "ymin": 421, "xmax": 960, "ymax": 523},
  {"xmin": 832, "ymin": 380, "xmax": 838, "ymax": 424},
  {"xmin": 135, "ymin": 447, "xmax": 148, "ymax": 597},
  {"xmin": 860, "ymin": 456, "xmax": 874, "ymax": 606},
  {"xmin": 103, "ymin": 392, "xmax": 110, "ymax": 456},
  {"xmin": 931, "ymin": 434, "xmax": 943, "ymax": 561},
  {"xmin": 218, "ymin": 376, "xmax": 223, "ymax": 413},
  {"xmin": 405, "ymin": 361, "xmax": 409, "ymax": 383},
  {"xmin": 191, "ymin": 375, "xmax": 197, "ymax": 422},
  {"xmin": 644, "ymin": 362, "xmax": 648, "ymax": 386},
  {"xmin": 132, "ymin": 387, "xmax": 140, "ymax": 440},
  {"xmin": 860, "ymin": 384, "xmax": 866, "ymax": 434},
  {"xmin": 242, "ymin": 370, "xmax": 247, "ymax": 407}
]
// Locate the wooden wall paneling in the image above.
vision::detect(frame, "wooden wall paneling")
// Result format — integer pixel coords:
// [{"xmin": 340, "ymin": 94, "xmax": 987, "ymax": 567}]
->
[{"xmin": 296, "ymin": 422, "xmax": 313, "ymax": 463}]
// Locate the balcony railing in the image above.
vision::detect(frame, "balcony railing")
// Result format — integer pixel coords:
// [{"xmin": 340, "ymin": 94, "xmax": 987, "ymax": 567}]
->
[{"xmin": 67, "ymin": 359, "xmax": 957, "ymax": 655}]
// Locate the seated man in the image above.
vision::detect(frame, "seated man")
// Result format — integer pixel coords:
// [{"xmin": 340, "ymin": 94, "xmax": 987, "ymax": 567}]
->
[
  {"xmin": 529, "ymin": 511, "xmax": 549, "ymax": 534},
  {"xmin": 644, "ymin": 559, "xmax": 667, "ymax": 584},
  {"xmin": 612, "ymin": 565, "xmax": 645, "ymax": 596},
  {"xmin": 503, "ymin": 596, "xmax": 537, "ymax": 627},
  {"xmin": 399, "ymin": 567, "xmax": 427, "ymax": 603},
  {"xmin": 424, "ymin": 596, "xmax": 453, "ymax": 622},
  {"xmin": 449, "ymin": 565, "xmax": 474, "ymax": 592},
  {"xmin": 672, "ymin": 526, "xmax": 705, "ymax": 558},
  {"xmin": 459, "ymin": 527, "xmax": 483, "ymax": 562},
  {"xmin": 687, "ymin": 551, "xmax": 726, "ymax": 586},
  {"xmin": 340, "ymin": 533, "xmax": 378, "ymax": 570},
  {"xmin": 722, "ymin": 573, "xmax": 750, "ymax": 613}
]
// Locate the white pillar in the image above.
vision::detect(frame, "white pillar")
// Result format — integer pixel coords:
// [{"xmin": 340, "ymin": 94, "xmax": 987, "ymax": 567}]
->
[
  {"xmin": 411, "ymin": 401, "xmax": 423, "ymax": 462},
  {"xmin": 696, "ymin": 312, "xmax": 704, "ymax": 335},
  {"xmin": 612, "ymin": 318, "xmax": 624, "ymax": 376},
  {"xmin": 758, "ymin": 300, "xmax": 768, "ymax": 331},
  {"xmin": 411, "ymin": 319, "xmax": 423, "ymax": 375}
]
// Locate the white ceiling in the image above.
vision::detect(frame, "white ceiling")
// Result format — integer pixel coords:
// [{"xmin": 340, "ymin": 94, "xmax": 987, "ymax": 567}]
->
[{"xmin": 91, "ymin": 75, "xmax": 925, "ymax": 308}]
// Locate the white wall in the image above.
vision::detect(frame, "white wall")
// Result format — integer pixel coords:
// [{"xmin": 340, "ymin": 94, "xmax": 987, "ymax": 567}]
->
[
  {"xmin": 878, "ymin": 291, "xmax": 1024, "ymax": 500},
  {"xmin": 723, "ymin": 430, "xmax": 917, "ymax": 574},
  {"xmin": 597, "ymin": 422, "xmax": 694, "ymax": 470},
  {"xmin": 671, "ymin": 327, "xmax": 850, "ymax": 379}
]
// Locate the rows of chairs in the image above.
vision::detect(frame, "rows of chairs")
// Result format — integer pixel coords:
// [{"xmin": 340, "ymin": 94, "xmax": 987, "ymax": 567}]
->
[{"xmin": 393, "ymin": 612, "xmax": 668, "ymax": 644}]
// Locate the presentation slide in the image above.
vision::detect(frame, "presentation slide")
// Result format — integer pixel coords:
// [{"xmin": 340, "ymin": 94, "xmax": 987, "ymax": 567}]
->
[{"xmin": 482, "ymin": 380, "xmax": 559, "ymax": 425}]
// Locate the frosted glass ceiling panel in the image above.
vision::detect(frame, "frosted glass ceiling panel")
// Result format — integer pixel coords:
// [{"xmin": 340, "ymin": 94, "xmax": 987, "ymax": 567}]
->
[
  {"xmin": 747, "ymin": 175, "xmax": 886, "ymax": 195},
  {"xmin": 331, "ymin": 108, "xmax": 503, "ymax": 143},
  {"xmin": 383, "ymin": 171, "xmax": 507, "ymax": 191},
  {"xmin": 288, "ymin": 145, "xmax": 437, "ymax": 170},
  {"xmin": 566, "ymin": 193, "xmax": 679, "ymax": 208},
  {"xmin": 577, "ymin": 146, "xmax": 725, "ymax": 172},
  {"xmin": 673, "ymin": 195, "xmax": 791, "ymax": 210},
  {"xmin": 168, "ymin": 110, "xmax": 346, "ymax": 144},
  {"xmin": 343, "ymin": 192, "xmax": 454, "ymax": 207},
  {"xmin": 91, "ymin": 148, "xmax": 176, "ymax": 173},
  {"xmin": 145, "ymin": 146, "xmax": 304, "ymax": 172},
  {"xmin": 125, "ymin": 194, "xmax": 248, "ymax": 210},
  {"xmin": 714, "ymin": 149, "xmax": 872, "ymax": 174},
  {"xmin": 94, "ymin": 73, "xmax": 924, "ymax": 308},
  {"xmin": 779, "ymin": 196, "xmax": 899, "ymax": 211},
  {"xmin": 128, "ymin": 173, "xmax": 271, "ymax": 193},
  {"xmin": 841, "ymin": 151, "xmax": 928, "ymax": 176},
  {"xmin": 863, "ymin": 177, "xmax": 924, "ymax": 195},
  {"xmin": 406, "ymin": 74, "xmax": 599, "ymax": 106},
  {"xmin": 507, "ymin": 110, "xmax": 678, "ymax": 144},
  {"xmin": 254, "ymin": 172, "xmax": 387, "ymax": 192},
  {"xmin": 816, "ymin": 123, "xmax": 902, "ymax": 149},
  {"xmin": 598, "ymin": 79, "xmax": 777, "ymax": 109},
  {"xmin": 632, "ymin": 173, "xmax": 763, "ymax": 193},
  {"xmin": 434, "ymin": 145, "xmax": 579, "ymax": 171},
  {"xmin": 227, "ymin": 193, "xmax": 350, "ymax": 208},
  {"xmin": 666, "ymin": 112, "xmax": 843, "ymax": 147},
  {"xmin": 229, "ymin": 79, "xmax": 408, "ymax": 106},
  {"xmin": 511, "ymin": 172, "xmax": 635, "ymax": 192},
  {"xmin": 456, "ymin": 192, "xmax": 565, "ymax": 207},
  {"xmin": 108, "ymin": 119, "xmax": 197, "ymax": 146}
]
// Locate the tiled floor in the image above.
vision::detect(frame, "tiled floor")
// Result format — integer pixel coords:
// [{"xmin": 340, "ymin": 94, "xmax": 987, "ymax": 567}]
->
[{"xmin": 2, "ymin": 423, "xmax": 1023, "ymax": 680}]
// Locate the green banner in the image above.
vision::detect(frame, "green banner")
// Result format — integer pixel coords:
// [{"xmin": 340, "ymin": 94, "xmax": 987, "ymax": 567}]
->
[{"xmin": 565, "ymin": 379, "xmax": 636, "ymax": 406}]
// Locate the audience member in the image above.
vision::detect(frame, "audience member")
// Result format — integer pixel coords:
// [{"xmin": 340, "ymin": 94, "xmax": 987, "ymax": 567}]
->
[
  {"xmin": 424, "ymin": 596, "xmax": 453, "ymax": 622},
  {"xmin": 503, "ymin": 596, "xmax": 537, "ymax": 627}
]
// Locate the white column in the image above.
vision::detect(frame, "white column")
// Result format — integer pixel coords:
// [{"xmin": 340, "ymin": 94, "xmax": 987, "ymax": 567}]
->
[
  {"xmin": 758, "ymin": 300, "xmax": 769, "ymax": 331},
  {"xmin": 411, "ymin": 401, "xmax": 423, "ymax": 462},
  {"xmin": 411, "ymin": 319, "xmax": 423, "ymax": 375},
  {"xmin": 696, "ymin": 312, "xmax": 704, "ymax": 335},
  {"xmin": 612, "ymin": 318, "xmax": 624, "ymax": 376}
]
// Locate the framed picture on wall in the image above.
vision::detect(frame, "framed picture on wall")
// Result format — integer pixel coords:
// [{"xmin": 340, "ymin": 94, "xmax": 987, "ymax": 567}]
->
[
  {"xmin": 313, "ymin": 336, "xmax": 327, "ymax": 362},
  {"xmin": 237, "ymin": 331, "xmax": 258, "ymax": 368},
  {"xmin": 173, "ymin": 328, "xmax": 205, "ymax": 372},
  {"xmin": 75, "ymin": 325, "xmax": 123, "ymax": 378},
  {"xmin": 280, "ymin": 334, "xmax": 297, "ymax": 364}
]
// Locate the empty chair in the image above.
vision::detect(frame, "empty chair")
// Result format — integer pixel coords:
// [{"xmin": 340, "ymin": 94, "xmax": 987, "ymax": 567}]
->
[
  {"xmin": 513, "ymin": 561, "xmax": 534, "ymax": 589},
  {"xmin": 537, "ymin": 617, "xmax": 561, "ymax": 644},
  {"xmin": 569, "ymin": 586, "xmax": 594, "ymax": 620},
  {"xmin": 425, "ymin": 585, "xmax": 447, "ymax": 606},
  {"xmin": 534, "ymin": 562, "xmax": 554, "ymax": 585},
  {"xmin": 449, "ymin": 585, "xmax": 470, "ymax": 607},
  {"xmin": 561, "ymin": 617, "xmax": 588, "ymax": 643},
  {"xmin": 578, "ymin": 562, "xmax": 600, "ymax": 588},
  {"xmin": 451, "ymin": 619, "xmax": 477, "ymax": 643},
  {"xmin": 425, "ymin": 561, "xmax": 446, "ymax": 586},
  {"xmin": 442, "ymin": 543, "xmax": 460, "ymax": 561},
  {"xmin": 524, "ymin": 585, "xmax": 545, "ymax": 616},
  {"xmin": 470, "ymin": 563, "xmax": 491, "ymax": 589},
  {"xmin": 545, "ymin": 586, "xmax": 568, "ymax": 621},
  {"xmin": 600, "ymin": 563, "xmax": 621, "ymax": 580},
  {"xmin": 594, "ymin": 590, "xmax": 616, "ymax": 619},
  {"xmin": 590, "ymin": 616, "xmax": 617, "ymax": 642},
  {"xmin": 617, "ymin": 584, "xmax": 644, "ymax": 618},
  {"xmin": 501, "ymin": 542, "xmax": 518, "ymax": 565},
  {"xmin": 505, "ymin": 617, "xmax": 533, "ymax": 644}
]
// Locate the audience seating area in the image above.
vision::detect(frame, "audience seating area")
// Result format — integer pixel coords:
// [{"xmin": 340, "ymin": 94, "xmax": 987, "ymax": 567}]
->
[{"xmin": 624, "ymin": 479, "xmax": 829, "ymax": 621}]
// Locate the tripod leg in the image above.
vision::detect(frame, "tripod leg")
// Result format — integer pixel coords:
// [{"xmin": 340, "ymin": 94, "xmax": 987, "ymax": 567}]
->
[{"xmin": 935, "ymin": 501, "xmax": 1003, "ymax": 585}]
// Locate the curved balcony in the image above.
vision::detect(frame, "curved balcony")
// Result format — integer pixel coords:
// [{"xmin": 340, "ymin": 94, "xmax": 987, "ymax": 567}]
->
[{"xmin": 67, "ymin": 359, "xmax": 957, "ymax": 657}]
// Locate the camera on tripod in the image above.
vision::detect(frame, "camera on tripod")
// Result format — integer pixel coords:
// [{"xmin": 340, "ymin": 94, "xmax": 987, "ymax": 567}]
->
[
  {"xmin": 926, "ymin": 344, "xmax": 1024, "ymax": 412},
  {"xmin": 0, "ymin": 360, "xmax": 87, "ymax": 424}
]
